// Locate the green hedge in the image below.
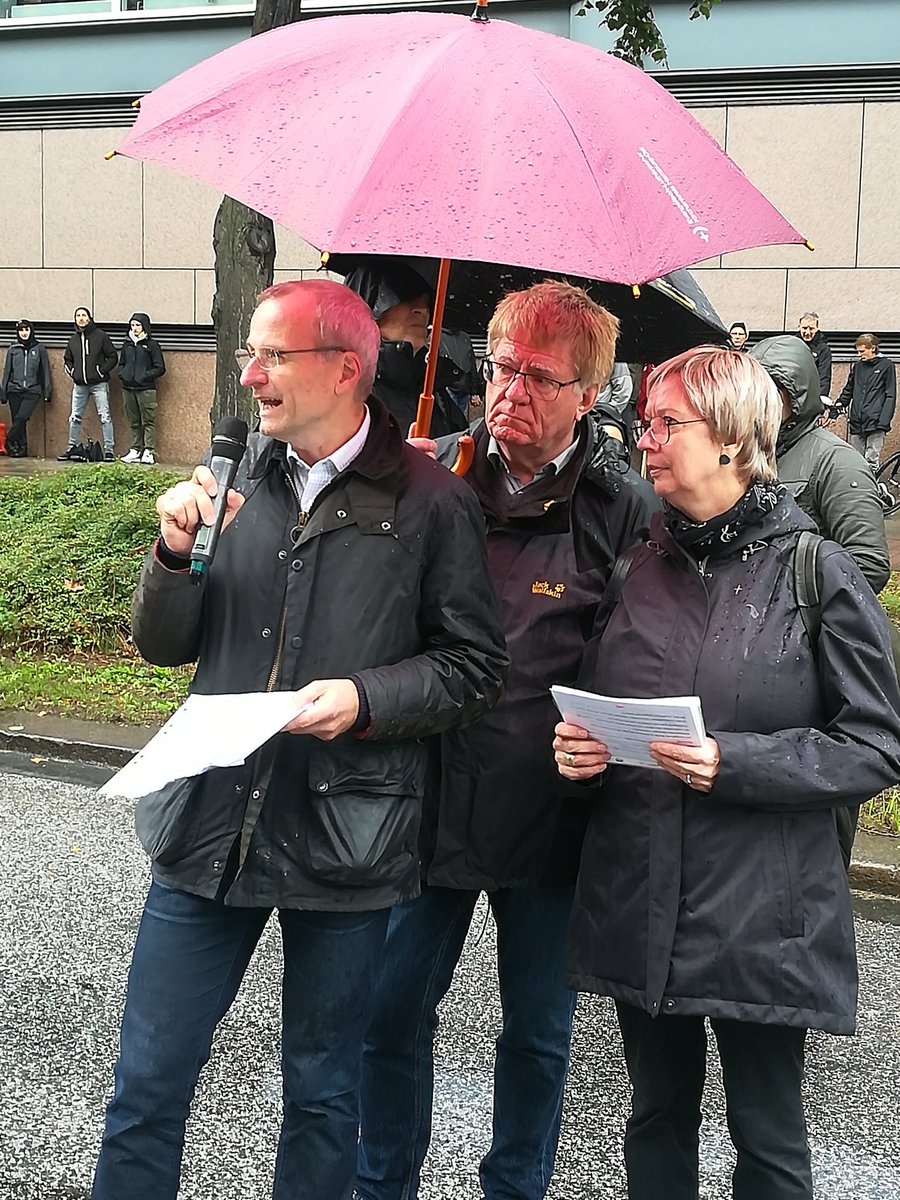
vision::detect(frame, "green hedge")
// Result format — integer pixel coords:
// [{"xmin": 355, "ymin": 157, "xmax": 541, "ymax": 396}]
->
[{"xmin": 0, "ymin": 464, "xmax": 185, "ymax": 654}]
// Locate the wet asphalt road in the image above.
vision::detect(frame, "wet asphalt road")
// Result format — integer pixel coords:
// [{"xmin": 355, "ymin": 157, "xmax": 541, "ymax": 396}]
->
[{"xmin": 1, "ymin": 761, "xmax": 899, "ymax": 1200}]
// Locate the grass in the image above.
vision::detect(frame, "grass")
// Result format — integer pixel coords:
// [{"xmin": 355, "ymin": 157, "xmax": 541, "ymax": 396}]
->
[{"xmin": 0, "ymin": 652, "xmax": 190, "ymax": 725}]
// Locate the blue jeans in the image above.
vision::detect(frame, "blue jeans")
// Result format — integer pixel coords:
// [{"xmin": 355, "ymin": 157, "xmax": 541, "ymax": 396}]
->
[
  {"xmin": 357, "ymin": 884, "xmax": 577, "ymax": 1200},
  {"xmin": 92, "ymin": 880, "xmax": 390, "ymax": 1200},
  {"xmin": 70, "ymin": 380, "xmax": 114, "ymax": 452}
]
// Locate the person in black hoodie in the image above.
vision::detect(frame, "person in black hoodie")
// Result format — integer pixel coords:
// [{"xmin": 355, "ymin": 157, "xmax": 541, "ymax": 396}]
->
[
  {"xmin": 0, "ymin": 319, "xmax": 52, "ymax": 457},
  {"xmin": 835, "ymin": 333, "xmax": 897, "ymax": 472},
  {"xmin": 345, "ymin": 263, "xmax": 470, "ymax": 440},
  {"xmin": 60, "ymin": 306, "xmax": 118, "ymax": 461},
  {"xmin": 119, "ymin": 312, "xmax": 166, "ymax": 465}
]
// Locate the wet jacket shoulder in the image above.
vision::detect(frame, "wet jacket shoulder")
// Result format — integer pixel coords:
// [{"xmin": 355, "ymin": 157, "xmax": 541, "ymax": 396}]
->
[
  {"xmin": 567, "ymin": 493, "xmax": 900, "ymax": 1034},
  {"xmin": 130, "ymin": 401, "xmax": 508, "ymax": 912},
  {"xmin": 425, "ymin": 419, "xmax": 658, "ymax": 890},
  {"xmin": 752, "ymin": 335, "xmax": 889, "ymax": 592},
  {"xmin": 372, "ymin": 339, "xmax": 469, "ymax": 440}
]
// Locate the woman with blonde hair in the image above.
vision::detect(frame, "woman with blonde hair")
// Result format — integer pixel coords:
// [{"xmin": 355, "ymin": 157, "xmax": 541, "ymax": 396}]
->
[{"xmin": 553, "ymin": 345, "xmax": 900, "ymax": 1199}]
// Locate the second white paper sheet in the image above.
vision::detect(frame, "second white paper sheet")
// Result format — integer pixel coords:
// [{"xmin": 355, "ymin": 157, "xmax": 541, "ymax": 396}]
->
[
  {"xmin": 551, "ymin": 685, "xmax": 706, "ymax": 769},
  {"xmin": 99, "ymin": 691, "xmax": 308, "ymax": 799}
]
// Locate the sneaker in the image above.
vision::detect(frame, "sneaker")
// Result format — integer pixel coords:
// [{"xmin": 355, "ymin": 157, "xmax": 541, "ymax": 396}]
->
[
  {"xmin": 104, "ymin": 451, "xmax": 116, "ymax": 462},
  {"xmin": 56, "ymin": 445, "xmax": 79, "ymax": 461},
  {"xmin": 140, "ymin": 449, "xmax": 155, "ymax": 465},
  {"xmin": 121, "ymin": 448, "xmax": 142, "ymax": 464},
  {"xmin": 877, "ymin": 481, "xmax": 894, "ymax": 511}
]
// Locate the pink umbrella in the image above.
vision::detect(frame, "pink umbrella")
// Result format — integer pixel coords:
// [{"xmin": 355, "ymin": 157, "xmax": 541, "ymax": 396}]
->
[{"xmin": 112, "ymin": 2, "xmax": 809, "ymax": 440}]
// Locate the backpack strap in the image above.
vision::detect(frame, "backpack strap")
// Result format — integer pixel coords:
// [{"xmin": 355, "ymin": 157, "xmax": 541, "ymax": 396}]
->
[
  {"xmin": 603, "ymin": 544, "xmax": 643, "ymax": 610},
  {"xmin": 794, "ymin": 530, "xmax": 823, "ymax": 648}
]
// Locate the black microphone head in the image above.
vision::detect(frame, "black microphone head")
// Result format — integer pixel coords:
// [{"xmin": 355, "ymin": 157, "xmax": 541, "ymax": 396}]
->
[{"xmin": 211, "ymin": 417, "xmax": 249, "ymax": 462}]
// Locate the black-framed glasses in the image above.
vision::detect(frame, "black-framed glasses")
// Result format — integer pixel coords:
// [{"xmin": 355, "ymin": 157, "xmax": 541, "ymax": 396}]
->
[
  {"xmin": 234, "ymin": 345, "xmax": 346, "ymax": 371},
  {"xmin": 482, "ymin": 357, "xmax": 580, "ymax": 403},
  {"xmin": 632, "ymin": 415, "xmax": 707, "ymax": 445}
]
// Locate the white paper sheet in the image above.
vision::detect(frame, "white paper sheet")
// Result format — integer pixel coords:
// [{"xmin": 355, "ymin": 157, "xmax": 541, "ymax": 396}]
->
[
  {"xmin": 550, "ymin": 685, "xmax": 706, "ymax": 770},
  {"xmin": 98, "ymin": 692, "xmax": 310, "ymax": 799}
]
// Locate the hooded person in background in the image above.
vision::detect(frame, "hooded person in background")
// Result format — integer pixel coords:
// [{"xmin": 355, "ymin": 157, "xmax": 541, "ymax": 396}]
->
[
  {"xmin": 751, "ymin": 334, "xmax": 890, "ymax": 869},
  {"xmin": 729, "ymin": 321, "xmax": 749, "ymax": 351},
  {"xmin": 345, "ymin": 263, "xmax": 471, "ymax": 441},
  {"xmin": 59, "ymin": 306, "xmax": 118, "ymax": 461},
  {"xmin": 119, "ymin": 313, "xmax": 166, "ymax": 465},
  {"xmin": 0, "ymin": 320, "xmax": 51, "ymax": 457}
]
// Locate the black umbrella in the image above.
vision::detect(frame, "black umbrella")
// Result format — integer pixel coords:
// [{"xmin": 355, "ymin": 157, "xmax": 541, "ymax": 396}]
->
[{"xmin": 327, "ymin": 253, "xmax": 729, "ymax": 363}]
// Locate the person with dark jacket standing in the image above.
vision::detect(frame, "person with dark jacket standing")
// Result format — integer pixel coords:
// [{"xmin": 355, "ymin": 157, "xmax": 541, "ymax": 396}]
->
[
  {"xmin": 797, "ymin": 311, "xmax": 832, "ymax": 396},
  {"xmin": 356, "ymin": 283, "xmax": 657, "ymax": 1200},
  {"xmin": 346, "ymin": 262, "xmax": 471, "ymax": 440},
  {"xmin": 0, "ymin": 319, "xmax": 51, "ymax": 457},
  {"xmin": 836, "ymin": 333, "xmax": 896, "ymax": 471},
  {"xmin": 91, "ymin": 279, "xmax": 508, "ymax": 1200},
  {"xmin": 555, "ymin": 346, "xmax": 900, "ymax": 1200},
  {"xmin": 751, "ymin": 335, "xmax": 890, "ymax": 594},
  {"xmin": 119, "ymin": 312, "xmax": 166, "ymax": 465},
  {"xmin": 59, "ymin": 306, "xmax": 117, "ymax": 461}
]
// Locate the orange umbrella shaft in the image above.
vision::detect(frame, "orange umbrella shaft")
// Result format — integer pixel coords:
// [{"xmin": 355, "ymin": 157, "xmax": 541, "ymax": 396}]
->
[{"xmin": 414, "ymin": 256, "xmax": 452, "ymax": 438}]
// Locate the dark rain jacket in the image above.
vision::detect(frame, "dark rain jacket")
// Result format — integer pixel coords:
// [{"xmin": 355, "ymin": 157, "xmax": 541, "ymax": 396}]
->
[
  {"xmin": 423, "ymin": 418, "xmax": 658, "ymax": 890},
  {"xmin": 373, "ymin": 339, "xmax": 470, "ymax": 441},
  {"xmin": 63, "ymin": 319, "xmax": 117, "ymax": 386},
  {"xmin": 751, "ymin": 335, "xmax": 890, "ymax": 593},
  {"xmin": 130, "ymin": 401, "xmax": 508, "ymax": 911},
  {"xmin": 119, "ymin": 313, "xmax": 166, "ymax": 391},
  {"xmin": 566, "ymin": 495, "xmax": 900, "ymax": 1035},
  {"xmin": 1, "ymin": 337, "xmax": 51, "ymax": 401},
  {"xmin": 797, "ymin": 329, "xmax": 832, "ymax": 396},
  {"xmin": 838, "ymin": 354, "xmax": 897, "ymax": 434}
]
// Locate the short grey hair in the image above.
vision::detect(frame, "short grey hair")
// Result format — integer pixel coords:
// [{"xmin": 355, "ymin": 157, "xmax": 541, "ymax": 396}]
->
[
  {"xmin": 646, "ymin": 346, "xmax": 781, "ymax": 484},
  {"xmin": 798, "ymin": 312, "xmax": 819, "ymax": 324},
  {"xmin": 257, "ymin": 279, "xmax": 380, "ymax": 396}
]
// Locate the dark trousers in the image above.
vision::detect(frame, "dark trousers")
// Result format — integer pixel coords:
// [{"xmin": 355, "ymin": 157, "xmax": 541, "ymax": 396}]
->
[
  {"xmin": 7, "ymin": 389, "xmax": 40, "ymax": 455},
  {"xmin": 357, "ymin": 883, "xmax": 577, "ymax": 1200},
  {"xmin": 615, "ymin": 1002, "xmax": 812, "ymax": 1200},
  {"xmin": 92, "ymin": 880, "xmax": 390, "ymax": 1200}
]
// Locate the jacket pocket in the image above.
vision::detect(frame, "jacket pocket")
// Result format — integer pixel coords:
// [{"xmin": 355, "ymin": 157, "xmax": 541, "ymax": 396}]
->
[
  {"xmin": 305, "ymin": 785, "xmax": 418, "ymax": 887},
  {"xmin": 134, "ymin": 777, "xmax": 198, "ymax": 866},
  {"xmin": 774, "ymin": 817, "xmax": 804, "ymax": 939}
]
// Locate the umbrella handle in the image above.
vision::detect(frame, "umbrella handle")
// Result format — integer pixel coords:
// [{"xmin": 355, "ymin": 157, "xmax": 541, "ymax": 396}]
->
[
  {"xmin": 450, "ymin": 434, "xmax": 475, "ymax": 477},
  {"xmin": 413, "ymin": 256, "xmax": 452, "ymax": 440}
]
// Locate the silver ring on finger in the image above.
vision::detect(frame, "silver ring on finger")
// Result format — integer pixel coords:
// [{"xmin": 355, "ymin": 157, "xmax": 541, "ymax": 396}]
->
[
  {"xmin": 565, "ymin": 752, "xmax": 576, "ymax": 767},
  {"xmin": 685, "ymin": 772, "xmax": 693, "ymax": 786}
]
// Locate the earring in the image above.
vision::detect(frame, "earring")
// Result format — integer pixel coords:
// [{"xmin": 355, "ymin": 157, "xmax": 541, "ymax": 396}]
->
[{"xmin": 719, "ymin": 453, "xmax": 731, "ymax": 465}]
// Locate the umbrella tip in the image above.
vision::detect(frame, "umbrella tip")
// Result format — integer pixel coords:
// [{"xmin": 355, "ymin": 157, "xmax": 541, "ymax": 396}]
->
[
  {"xmin": 471, "ymin": 0, "xmax": 490, "ymax": 22},
  {"xmin": 132, "ymin": 98, "xmax": 141, "ymax": 109},
  {"xmin": 804, "ymin": 239, "xmax": 815, "ymax": 252},
  {"xmin": 320, "ymin": 251, "xmax": 330, "ymax": 268},
  {"xmin": 632, "ymin": 284, "xmax": 641, "ymax": 299},
  {"xmin": 104, "ymin": 150, "xmax": 117, "ymax": 161}
]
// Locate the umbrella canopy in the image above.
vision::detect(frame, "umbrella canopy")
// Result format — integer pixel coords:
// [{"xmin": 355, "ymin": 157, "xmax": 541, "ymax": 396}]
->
[
  {"xmin": 329, "ymin": 254, "xmax": 730, "ymax": 362},
  {"xmin": 115, "ymin": 11, "xmax": 808, "ymax": 286}
]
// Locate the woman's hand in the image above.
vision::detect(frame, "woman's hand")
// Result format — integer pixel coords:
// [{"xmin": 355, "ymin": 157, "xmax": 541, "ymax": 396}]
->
[
  {"xmin": 553, "ymin": 722, "xmax": 610, "ymax": 780},
  {"xmin": 650, "ymin": 737, "xmax": 720, "ymax": 792}
]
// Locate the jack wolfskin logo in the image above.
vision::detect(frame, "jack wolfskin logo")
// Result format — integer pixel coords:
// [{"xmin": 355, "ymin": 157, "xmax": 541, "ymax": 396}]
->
[{"xmin": 533, "ymin": 580, "xmax": 566, "ymax": 599}]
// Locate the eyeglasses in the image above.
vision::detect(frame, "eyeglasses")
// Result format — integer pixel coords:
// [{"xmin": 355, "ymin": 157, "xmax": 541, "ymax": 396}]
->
[
  {"xmin": 632, "ymin": 415, "xmax": 707, "ymax": 445},
  {"xmin": 234, "ymin": 345, "xmax": 345, "ymax": 371},
  {"xmin": 482, "ymin": 358, "xmax": 580, "ymax": 403}
]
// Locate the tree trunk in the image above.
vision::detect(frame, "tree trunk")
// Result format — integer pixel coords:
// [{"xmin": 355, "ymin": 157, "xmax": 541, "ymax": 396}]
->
[{"xmin": 209, "ymin": 0, "xmax": 304, "ymax": 429}]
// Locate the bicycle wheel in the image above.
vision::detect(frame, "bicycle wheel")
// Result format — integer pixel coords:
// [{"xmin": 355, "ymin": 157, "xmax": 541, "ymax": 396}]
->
[{"xmin": 875, "ymin": 451, "xmax": 900, "ymax": 516}]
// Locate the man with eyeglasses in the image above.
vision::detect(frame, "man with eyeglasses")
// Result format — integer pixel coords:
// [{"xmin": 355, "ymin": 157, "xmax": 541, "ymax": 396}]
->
[
  {"xmin": 356, "ymin": 281, "xmax": 657, "ymax": 1200},
  {"xmin": 92, "ymin": 278, "xmax": 508, "ymax": 1200}
]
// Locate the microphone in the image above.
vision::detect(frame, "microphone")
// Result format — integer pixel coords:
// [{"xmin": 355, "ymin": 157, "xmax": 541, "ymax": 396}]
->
[{"xmin": 189, "ymin": 416, "xmax": 249, "ymax": 582}]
